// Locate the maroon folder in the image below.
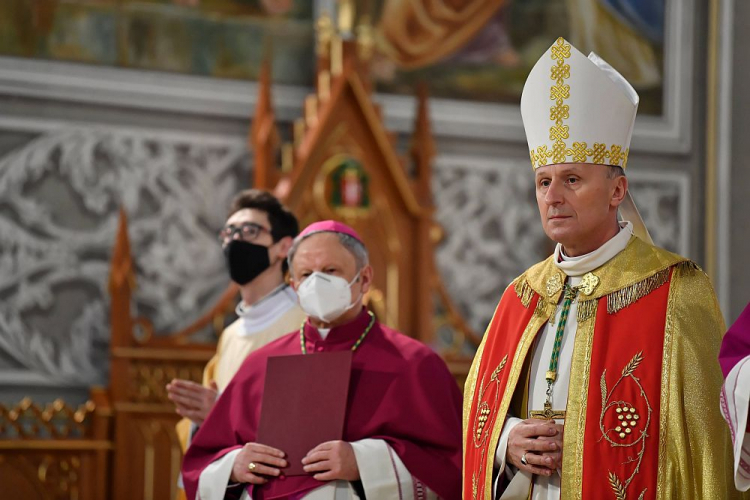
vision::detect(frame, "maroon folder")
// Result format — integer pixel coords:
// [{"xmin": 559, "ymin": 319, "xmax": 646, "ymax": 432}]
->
[{"xmin": 256, "ymin": 351, "xmax": 353, "ymax": 476}]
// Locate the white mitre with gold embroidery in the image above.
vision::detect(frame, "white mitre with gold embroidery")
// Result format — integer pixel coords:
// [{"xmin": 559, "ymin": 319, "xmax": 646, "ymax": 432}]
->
[
  {"xmin": 521, "ymin": 37, "xmax": 638, "ymax": 170},
  {"xmin": 521, "ymin": 36, "xmax": 653, "ymax": 244}
]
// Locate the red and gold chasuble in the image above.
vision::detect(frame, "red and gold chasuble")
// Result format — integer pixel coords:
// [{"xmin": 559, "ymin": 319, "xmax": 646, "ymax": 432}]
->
[{"xmin": 463, "ymin": 237, "xmax": 743, "ymax": 500}]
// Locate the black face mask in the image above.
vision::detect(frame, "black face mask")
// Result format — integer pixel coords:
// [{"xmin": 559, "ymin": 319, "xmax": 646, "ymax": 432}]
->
[{"xmin": 223, "ymin": 240, "xmax": 272, "ymax": 285}]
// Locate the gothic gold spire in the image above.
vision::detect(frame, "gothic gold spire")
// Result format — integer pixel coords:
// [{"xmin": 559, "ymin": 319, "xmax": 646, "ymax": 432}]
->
[
  {"xmin": 250, "ymin": 59, "xmax": 280, "ymax": 189},
  {"xmin": 410, "ymin": 83, "xmax": 436, "ymax": 205},
  {"xmin": 337, "ymin": 0, "xmax": 355, "ymax": 36},
  {"xmin": 316, "ymin": 10, "xmax": 334, "ymax": 56},
  {"xmin": 356, "ymin": 15, "xmax": 375, "ymax": 61}
]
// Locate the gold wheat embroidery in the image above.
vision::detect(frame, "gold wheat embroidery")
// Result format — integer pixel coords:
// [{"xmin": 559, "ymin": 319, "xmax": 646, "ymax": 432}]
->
[
  {"xmin": 599, "ymin": 352, "xmax": 652, "ymax": 500},
  {"xmin": 471, "ymin": 356, "xmax": 508, "ymax": 499}
]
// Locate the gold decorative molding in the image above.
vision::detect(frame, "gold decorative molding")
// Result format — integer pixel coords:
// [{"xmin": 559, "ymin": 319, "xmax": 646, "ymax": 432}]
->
[
  {"xmin": 39, "ymin": 455, "xmax": 82, "ymax": 499},
  {"xmin": 0, "ymin": 398, "xmax": 96, "ymax": 439},
  {"xmin": 127, "ymin": 361, "xmax": 204, "ymax": 404},
  {"xmin": 0, "ymin": 440, "xmax": 112, "ymax": 450},
  {"xmin": 0, "ymin": 454, "xmax": 84, "ymax": 500},
  {"xmin": 111, "ymin": 347, "xmax": 213, "ymax": 361}
]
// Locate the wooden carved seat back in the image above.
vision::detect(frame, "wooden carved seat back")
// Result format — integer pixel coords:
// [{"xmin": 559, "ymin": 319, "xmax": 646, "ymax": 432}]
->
[
  {"xmin": 101, "ymin": 12, "xmax": 482, "ymax": 500},
  {"xmin": 107, "ymin": 210, "xmax": 237, "ymax": 500},
  {"xmin": 0, "ymin": 388, "xmax": 112, "ymax": 500},
  {"xmin": 252, "ymin": 18, "xmax": 481, "ymax": 379}
]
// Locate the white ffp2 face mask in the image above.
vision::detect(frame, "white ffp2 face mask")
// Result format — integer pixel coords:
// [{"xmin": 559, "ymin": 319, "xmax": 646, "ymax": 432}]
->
[{"xmin": 297, "ymin": 271, "xmax": 361, "ymax": 323}]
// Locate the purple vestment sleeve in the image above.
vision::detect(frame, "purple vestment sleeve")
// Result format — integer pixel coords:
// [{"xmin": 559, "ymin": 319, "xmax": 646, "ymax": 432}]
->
[{"xmin": 719, "ymin": 301, "xmax": 750, "ymax": 378}]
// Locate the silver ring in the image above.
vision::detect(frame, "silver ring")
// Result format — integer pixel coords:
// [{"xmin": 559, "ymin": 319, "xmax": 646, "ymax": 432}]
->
[{"xmin": 520, "ymin": 453, "xmax": 528, "ymax": 466}]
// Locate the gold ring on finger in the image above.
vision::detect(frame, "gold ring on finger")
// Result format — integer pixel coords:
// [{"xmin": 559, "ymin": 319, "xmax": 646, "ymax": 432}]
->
[{"xmin": 248, "ymin": 462, "xmax": 257, "ymax": 472}]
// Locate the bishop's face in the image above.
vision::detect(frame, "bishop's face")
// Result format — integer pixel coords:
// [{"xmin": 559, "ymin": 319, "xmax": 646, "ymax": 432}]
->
[
  {"xmin": 290, "ymin": 233, "xmax": 373, "ymax": 308},
  {"xmin": 535, "ymin": 163, "xmax": 627, "ymax": 257}
]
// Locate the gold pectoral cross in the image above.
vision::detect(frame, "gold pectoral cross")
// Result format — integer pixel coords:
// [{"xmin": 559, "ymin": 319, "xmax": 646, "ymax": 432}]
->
[{"xmin": 530, "ymin": 400, "xmax": 566, "ymax": 420}]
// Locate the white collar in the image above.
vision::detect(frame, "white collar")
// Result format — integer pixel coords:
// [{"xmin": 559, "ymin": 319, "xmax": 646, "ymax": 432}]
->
[
  {"xmin": 235, "ymin": 284, "xmax": 298, "ymax": 336},
  {"xmin": 553, "ymin": 221, "xmax": 633, "ymax": 277}
]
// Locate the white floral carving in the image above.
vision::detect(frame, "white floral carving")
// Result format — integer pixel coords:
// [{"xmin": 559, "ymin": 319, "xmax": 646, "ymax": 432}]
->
[
  {"xmin": 0, "ymin": 129, "xmax": 248, "ymax": 385},
  {"xmin": 432, "ymin": 157, "xmax": 550, "ymax": 334}
]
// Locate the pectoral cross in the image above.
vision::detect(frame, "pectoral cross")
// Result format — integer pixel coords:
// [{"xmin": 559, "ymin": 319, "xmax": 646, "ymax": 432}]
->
[
  {"xmin": 529, "ymin": 281, "xmax": 581, "ymax": 421},
  {"xmin": 530, "ymin": 400, "xmax": 566, "ymax": 420}
]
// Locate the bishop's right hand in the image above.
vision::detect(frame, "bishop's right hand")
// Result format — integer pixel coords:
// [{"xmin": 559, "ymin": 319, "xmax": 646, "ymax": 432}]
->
[
  {"xmin": 507, "ymin": 419, "xmax": 563, "ymax": 476},
  {"xmin": 231, "ymin": 443, "xmax": 288, "ymax": 484}
]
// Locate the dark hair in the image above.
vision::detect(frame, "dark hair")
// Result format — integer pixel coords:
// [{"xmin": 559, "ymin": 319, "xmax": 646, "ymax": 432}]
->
[{"xmin": 229, "ymin": 189, "xmax": 299, "ymax": 242}]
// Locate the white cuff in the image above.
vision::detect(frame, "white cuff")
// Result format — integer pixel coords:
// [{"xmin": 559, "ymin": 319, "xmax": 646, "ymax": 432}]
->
[
  {"xmin": 351, "ymin": 439, "xmax": 409, "ymax": 498},
  {"xmin": 721, "ymin": 355, "xmax": 750, "ymax": 491},
  {"xmin": 495, "ymin": 417, "xmax": 523, "ymax": 471},
  {"xmin": 350, "ymin": 439, "xmax": 438, "ymax": 499},
  {"xmin": 197, "ymin": 448, "xmax": 242, "ymax": 500},
  {"xmin": 493, "ymin": 417, "xmax": 523, "ymax": 498}
]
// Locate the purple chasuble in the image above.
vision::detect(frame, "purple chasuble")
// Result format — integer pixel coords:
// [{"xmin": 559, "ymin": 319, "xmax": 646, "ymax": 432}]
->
[
  {"xmin": 720, "ymin": 301, "xmax": 750, "ymax": 377},
  {"xmin": 182, "ymin": 308, "xmax": 463, "ymax": 500}
]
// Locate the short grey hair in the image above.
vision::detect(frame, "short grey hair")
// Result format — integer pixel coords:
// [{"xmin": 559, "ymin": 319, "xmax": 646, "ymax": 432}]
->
[
  {"xmin": 287, "ymin": 231, "xmax": 369, "ymax": 278},
  {"xmin": 606, "ymin": 165, "xmax": 625, "ymax": 179}
]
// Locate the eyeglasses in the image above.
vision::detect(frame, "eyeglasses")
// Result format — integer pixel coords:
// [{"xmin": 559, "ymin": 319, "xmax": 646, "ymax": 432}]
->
[{"xmin": 219, "ymin": 222, "xmax": 271, "ymax": 243}]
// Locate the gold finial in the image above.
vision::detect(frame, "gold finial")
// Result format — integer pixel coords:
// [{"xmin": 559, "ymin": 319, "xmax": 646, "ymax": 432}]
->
[
  {"xmin": 304, "ymin": 95, "xmax": 318, "ymax": 127},
  {"xmin": 316, "ymin": 11, "xmax": 334, "ymax": 56},
  {"xmin": 429, "ymin": 223, "xmax": 444, "ymax": 244},
  {"xmin": 293, "ymin": 118, "xmax": 305, "ymax": 148},
  {"xmin": 330, "ymin": 35, "xmax": 343, "ymax": 76},
  {"xmin": 281, "ymin": 143, "xmax": 294, "ymax": 173},
  {"xmin": 318, "ymin": 70, "xmax": 331, "ymax": 101},
  {"xmin": 356, "ymin": 15, "xmax": 375, "ymax": 61},
  {"xmin": 337, "ymin": 0, "xmax": 355, "ymax": 36}
]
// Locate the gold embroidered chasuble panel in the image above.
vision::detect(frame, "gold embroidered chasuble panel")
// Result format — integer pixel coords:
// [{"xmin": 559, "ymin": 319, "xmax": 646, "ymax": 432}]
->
[{"xmin": 463, "ymin": 237, "xmax": 745, "ymax": 499}]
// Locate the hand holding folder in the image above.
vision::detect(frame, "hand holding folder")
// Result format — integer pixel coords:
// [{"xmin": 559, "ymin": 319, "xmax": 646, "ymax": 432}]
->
[{"xmin": 256, "ymin": 351, "xmax": 353, "ymax": 476}]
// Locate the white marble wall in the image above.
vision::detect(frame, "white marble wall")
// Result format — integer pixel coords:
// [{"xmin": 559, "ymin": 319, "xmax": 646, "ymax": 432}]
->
[{"xmin": 0, "ymin": 128, "xmax": 249, "ymax": 399}]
